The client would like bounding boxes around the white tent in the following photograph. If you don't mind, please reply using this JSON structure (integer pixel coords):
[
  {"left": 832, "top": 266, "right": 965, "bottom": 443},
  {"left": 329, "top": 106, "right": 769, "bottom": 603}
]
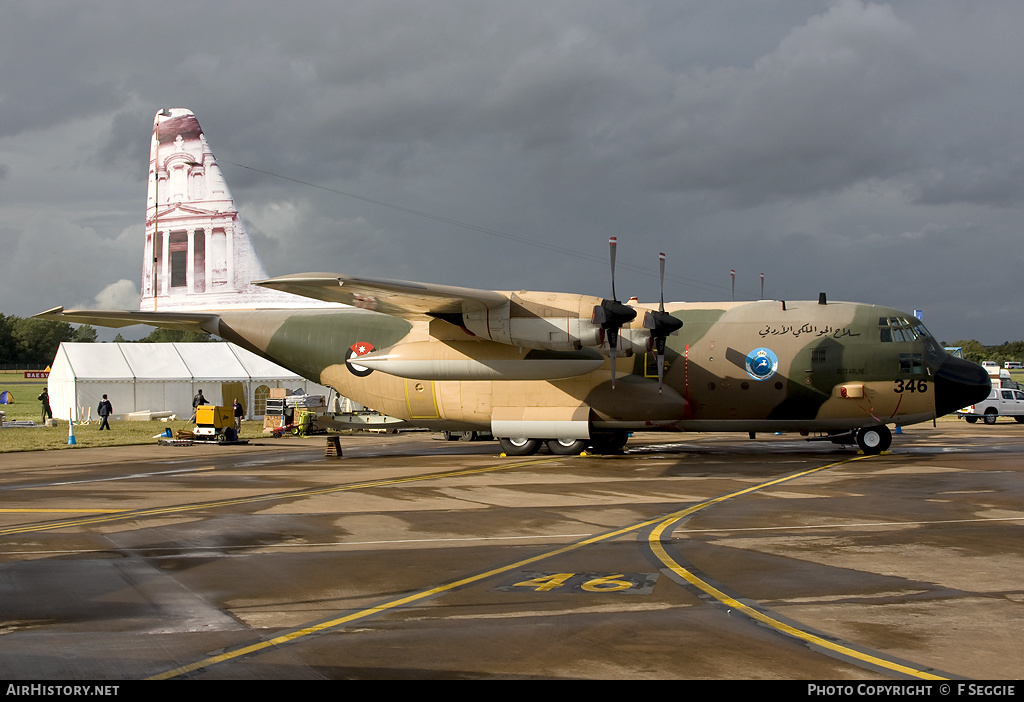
[{"left": 47, "top": 342, "right": 332, "bottom": 421}]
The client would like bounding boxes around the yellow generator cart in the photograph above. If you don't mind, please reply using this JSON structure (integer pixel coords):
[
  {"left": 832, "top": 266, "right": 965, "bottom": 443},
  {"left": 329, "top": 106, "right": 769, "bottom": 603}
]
[{"left": 194, "top": 405, "right": 238, "bottom": 443}]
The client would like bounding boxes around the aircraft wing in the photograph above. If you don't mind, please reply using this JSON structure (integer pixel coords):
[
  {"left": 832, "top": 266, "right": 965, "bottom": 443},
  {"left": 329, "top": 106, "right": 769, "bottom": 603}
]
[
  {"left": 255, "top": 273, "right": 510, "bottom": 319},
  {"left": 33, "top": 306, "right": 220, "bottom": 332}
]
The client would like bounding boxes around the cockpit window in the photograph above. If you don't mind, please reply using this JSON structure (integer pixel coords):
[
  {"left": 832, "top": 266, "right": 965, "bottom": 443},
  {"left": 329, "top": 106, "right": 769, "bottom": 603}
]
[
  {"left": 880, "top": 317, "right": 945, "bottom": 366},
  {"left": 880, "top": 317, "right": 942, "bottom": 352},
  {"left": 879, "top": 317, "right": 921, "bottom": 342}
]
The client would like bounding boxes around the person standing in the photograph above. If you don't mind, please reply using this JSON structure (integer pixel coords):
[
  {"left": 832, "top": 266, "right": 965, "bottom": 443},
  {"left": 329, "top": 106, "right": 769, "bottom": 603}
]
[
  {"left": 190, "top": 389, "right": 208, "bottom": 422},
  {"left": 232, "top": 398, "right": 244, "bottom": 436},
  {"left": 38, "top": 389, "right": 52, "bottom": 424},
  {"left": 97, "top": 394, "right": 113, "bottom": 430}
]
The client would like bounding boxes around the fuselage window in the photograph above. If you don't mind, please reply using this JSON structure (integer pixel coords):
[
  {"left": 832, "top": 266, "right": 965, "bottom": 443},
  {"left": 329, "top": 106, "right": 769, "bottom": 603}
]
[{"left": 899, "top": 353, "right": 923, "bottom": 375}]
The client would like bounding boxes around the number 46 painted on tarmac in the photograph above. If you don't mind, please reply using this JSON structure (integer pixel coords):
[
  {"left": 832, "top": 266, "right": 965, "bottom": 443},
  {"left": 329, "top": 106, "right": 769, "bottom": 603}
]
[{"left": 495, "top": 571, "right": 659, "bottom": 595}]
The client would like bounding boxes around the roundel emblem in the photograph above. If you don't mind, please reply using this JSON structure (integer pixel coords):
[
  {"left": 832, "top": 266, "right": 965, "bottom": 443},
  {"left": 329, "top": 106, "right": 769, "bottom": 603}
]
[
  {"left": 745, "top": 347, "right": 779, "bottom": 381},
  {"left": 346, "top": 342, "right": 375, "bottom": 377}
]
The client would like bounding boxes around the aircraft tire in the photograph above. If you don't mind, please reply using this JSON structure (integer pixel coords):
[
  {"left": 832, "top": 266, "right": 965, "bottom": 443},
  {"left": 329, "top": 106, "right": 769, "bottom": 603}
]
[
  {"left": 856, "top": 425, "right": 891, "bottom": 454},
  {"left": 984, "top": 410, "right": 998, "bottom": 425},
  {"left": 546, "top": 438, "right": 589, "bottom": 455},
  {"left": 499, "top": 437, "right": 542, "bottom": 456}
]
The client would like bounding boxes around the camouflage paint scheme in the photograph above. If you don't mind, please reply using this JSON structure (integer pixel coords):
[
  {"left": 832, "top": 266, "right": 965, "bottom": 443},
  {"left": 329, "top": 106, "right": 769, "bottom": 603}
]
[{"left": 194, "top": 292, "right": 953, "bottom": 436}]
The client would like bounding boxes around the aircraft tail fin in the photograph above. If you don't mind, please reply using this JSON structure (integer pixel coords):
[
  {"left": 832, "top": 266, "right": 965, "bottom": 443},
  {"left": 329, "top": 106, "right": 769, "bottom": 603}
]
[{"left": 141, "top": 108, "right": 321, "bottom": 311}]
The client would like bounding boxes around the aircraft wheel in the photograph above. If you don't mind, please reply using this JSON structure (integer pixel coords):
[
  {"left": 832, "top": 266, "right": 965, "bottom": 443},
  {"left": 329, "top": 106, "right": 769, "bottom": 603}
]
[
  {"left": 460, "top": 431, "right": 478, "bottom": 441},
  {"left": 546, "top": 438, "right": 589, "bottom": 455},
  {"left": 441, "top": 431, "right": 459, "bottom": 441},
  {"left": 1015, "top": 416, "right": 1024, "bottom": 424},
  {"left": 589, "top": 430, "right": 629, "bottom": 454},
  {"left": 984, "top": 410, "right": 998, "bottom": 425},
  {"left": 965, "top": 416, "right": 978, "bottom": 424},
  {"left": 499, "top": 437, "right": 541, "bottom": 456},
  {"left": 856, "top": 425, "right": 891, "bottom": 454}
]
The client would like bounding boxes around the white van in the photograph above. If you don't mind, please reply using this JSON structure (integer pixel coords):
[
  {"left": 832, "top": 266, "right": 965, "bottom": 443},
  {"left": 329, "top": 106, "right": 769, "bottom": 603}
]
[{"left": 1005, "top": 361, "right": 1023, "bottom": 369}]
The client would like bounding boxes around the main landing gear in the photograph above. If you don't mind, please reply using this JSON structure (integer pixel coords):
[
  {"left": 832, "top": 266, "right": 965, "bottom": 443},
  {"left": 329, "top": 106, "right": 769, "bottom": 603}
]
[{"left": 498, "top": 430, "right": 630, "bottom": 457}]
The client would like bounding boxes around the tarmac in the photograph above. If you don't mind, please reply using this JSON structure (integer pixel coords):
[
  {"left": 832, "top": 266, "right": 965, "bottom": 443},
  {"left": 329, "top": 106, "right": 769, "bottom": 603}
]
[{"left": 0, "top": 421, "right": 1021, "bottom": 680}]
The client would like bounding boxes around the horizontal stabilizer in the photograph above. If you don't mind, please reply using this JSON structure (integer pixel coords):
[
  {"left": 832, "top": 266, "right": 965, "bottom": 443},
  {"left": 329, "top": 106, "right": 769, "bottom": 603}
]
[
  {"left": 34, "top": 306, "right": 220, "bottom": 333},
  {"left": 256, "top": 273, "right": 509, "bottom": 319}
]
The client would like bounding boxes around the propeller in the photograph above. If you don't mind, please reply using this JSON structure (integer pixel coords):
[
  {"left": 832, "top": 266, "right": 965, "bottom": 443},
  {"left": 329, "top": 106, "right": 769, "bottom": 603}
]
[
  {"left": 642, "top": 252, "right": 683, "bottom": 394},
  {"left": 591, "top": 237, "right": 636, "bottom": 389}
]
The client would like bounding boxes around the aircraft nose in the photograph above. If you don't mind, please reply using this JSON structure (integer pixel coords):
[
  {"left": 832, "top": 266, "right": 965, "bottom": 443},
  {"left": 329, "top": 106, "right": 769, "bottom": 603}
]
[{"left": 932, "top": 356, "right": 991, "bottom": 417}]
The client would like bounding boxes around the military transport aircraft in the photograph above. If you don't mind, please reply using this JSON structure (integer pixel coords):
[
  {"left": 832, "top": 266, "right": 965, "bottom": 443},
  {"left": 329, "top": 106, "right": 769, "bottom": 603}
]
[{"left": 37, "top": 109, "right": 991, "bottom": 455}]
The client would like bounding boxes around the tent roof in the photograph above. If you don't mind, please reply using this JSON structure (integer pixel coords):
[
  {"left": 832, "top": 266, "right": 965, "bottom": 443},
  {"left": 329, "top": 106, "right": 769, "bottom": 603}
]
[
  {"left": 229, "top": 344, "right": 303, "bottom": 380},
  {"left": 171, "top": 343, "right": 248, "bottom": 381},
  {"left": 118, "top": 343, "right": 192, "bottom": 380},
  {"left": 53, "top": 343, "right": 134, "bottom": 381},
  {"left": 50, "top": 343, "right": 308, "bottom": 383}
]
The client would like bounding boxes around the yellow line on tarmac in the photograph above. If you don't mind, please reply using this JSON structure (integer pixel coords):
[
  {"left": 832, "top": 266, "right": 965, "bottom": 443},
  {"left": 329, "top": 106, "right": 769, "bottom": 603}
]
[
  {"left": 645, "top": 455, "right": 949, "bottom": 681},
  {"left": 150, "top": 505, "right": 667, "bottom": 679},
  {"left": 0, "top": 509, "right": 122, "bottom": 514},
  {"left": 150, "top": 453, "right": 891, "bottom": 679}
]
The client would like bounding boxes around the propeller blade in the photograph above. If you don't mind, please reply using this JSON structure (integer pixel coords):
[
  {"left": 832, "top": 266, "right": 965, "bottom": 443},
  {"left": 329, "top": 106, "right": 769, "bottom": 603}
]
[
  {"left": 591, "top": 237, "right": 635, "bottom": 390},
  {"left": 609, "top": 236, "right": 618, "bottom": 302},
  {"left": 644, "top": 252, "right": 682, "bottom": 394},
  {"left": 658, "top": 252, "right": 666, "bottom": 312},
  {"left": 609, "top": 328, "right": 618, "bottom": 389},
  {"left": 657, "top": 351, "right": 665, "bottom": 393}
]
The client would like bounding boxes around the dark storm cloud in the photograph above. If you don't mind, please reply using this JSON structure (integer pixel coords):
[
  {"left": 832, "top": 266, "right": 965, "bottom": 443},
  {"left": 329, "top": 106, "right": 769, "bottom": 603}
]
[{"left": 0, "top": 0, "right": 1022, "bottom": 343}]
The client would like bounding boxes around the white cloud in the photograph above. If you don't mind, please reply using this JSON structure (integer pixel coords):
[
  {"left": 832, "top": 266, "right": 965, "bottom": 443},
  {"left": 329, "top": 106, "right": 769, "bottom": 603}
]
[{"left": 93, "top": 279, "right": 139, "bottom": 310}]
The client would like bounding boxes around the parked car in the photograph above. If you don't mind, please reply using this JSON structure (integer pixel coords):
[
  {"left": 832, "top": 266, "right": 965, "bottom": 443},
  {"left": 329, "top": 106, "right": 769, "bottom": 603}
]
[{"left": 959, "top": 386, "right": 1024, "bottom": 424}]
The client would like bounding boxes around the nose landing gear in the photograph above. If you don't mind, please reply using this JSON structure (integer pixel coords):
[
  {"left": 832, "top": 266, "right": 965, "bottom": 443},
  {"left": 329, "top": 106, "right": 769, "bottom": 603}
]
[{"left": 855, "top": 425, "right": 892, "bottom": 454}]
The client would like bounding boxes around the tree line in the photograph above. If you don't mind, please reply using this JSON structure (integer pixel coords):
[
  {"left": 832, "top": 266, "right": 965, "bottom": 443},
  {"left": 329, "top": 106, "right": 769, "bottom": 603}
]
[
  {"left": 948, "top": 339, "right": 1024, "bottom": 365},
  {"left": 0, "top": 314, "right": 211, "bottom": 367}
]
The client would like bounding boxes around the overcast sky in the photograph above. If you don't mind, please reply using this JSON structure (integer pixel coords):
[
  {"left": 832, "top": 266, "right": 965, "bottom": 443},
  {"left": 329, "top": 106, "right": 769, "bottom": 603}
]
[{"left": 2, "top": 1, "right": 1022, "bottom": 344}]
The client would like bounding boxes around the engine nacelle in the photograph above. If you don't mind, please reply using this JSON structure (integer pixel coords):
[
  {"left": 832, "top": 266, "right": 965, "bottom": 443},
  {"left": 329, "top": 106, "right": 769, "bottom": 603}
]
[{"left": 461, "top": 292, "right": 650, "bottom": 354}]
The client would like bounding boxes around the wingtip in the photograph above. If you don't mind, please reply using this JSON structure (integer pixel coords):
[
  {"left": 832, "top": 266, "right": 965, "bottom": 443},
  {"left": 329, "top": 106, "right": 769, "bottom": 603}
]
[{"left": 34, "top": 306, "right": 65, "bottom": 318}]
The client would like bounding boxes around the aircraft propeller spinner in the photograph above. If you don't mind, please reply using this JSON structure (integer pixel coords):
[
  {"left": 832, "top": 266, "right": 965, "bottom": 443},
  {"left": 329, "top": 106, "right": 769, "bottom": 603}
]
[
  {"left": 591, "top": 237, "right": 637, "bottom": 389},
  {"left": 643, "top": 252, "right": 683, "bottom": 394}
]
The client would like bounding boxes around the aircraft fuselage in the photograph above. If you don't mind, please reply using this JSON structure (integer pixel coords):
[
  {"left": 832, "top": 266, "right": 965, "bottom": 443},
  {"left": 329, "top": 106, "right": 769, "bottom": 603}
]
[{"left": 209, "top": 296, "right": 985, "bottom": 442}]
